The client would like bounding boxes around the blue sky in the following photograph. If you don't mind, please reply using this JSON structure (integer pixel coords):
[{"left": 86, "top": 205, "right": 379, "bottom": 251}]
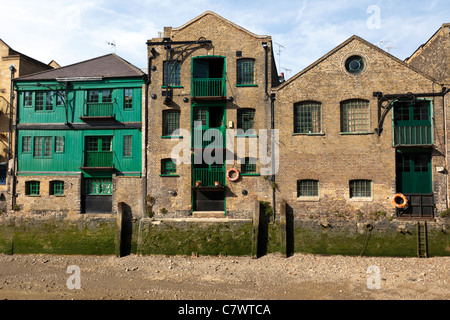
[{"left": 1, "top": 0, "right": 448, "bottom": 79}]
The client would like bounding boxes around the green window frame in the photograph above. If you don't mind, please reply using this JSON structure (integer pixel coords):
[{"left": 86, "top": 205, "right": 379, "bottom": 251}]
[
  {"left": 349, "top": 180, "right": 372, "bottom": 198},
  {"left": 24, "top": 92, "right": 33, "bottom": 107},
  {"left": 35, "top": 91, "right": 54, "bottom": 111},
  {"left": 87, "top": 136, "right": 112, "bottom": 152},
  {"left": 22, "top": 136, "right": 31, "bottom": 153},
  {"left": 50, "top": 180, "right": 64, "bottom": 196},
  {"left": 241, "top": 157, "right": 257, "bottom": 174},
  {"left": 33, "top": 136, "right": 52, "bottom": 158},
  {"left": 84, "top": 179, "right": 113, "bottom": 195},
  {"left": 26, "top": 181, "right": 40, "bottom": 196},
  {"left": 55, "top": 136, "right": 65, "bottom": 153},
  {"left": 161, "top": 158, "right": 177, "bottom": 176},
  {"left": 88, "top": 90, "right": 112, "bottom": 103},
  {"left": 294, "top": 101, "right": 322, "bottom": 134},
  {"left": 163, "top": 60, "right": 181, "bottom": 87},
  {"left": 341, "top": 99, "right": 370, "bottom": 133},
  {"left": 237, "top": 58, "right": 255, "bottom": 85},
  {"left": 163, "top": 110, "right": 180, "bottom": 137},
  {"left": 237, "top": 108, "right": 255, "bottom": 133},
  {"left": 297, "top": 180, "right": 319, "bottom": 197},
  {"left": 123, "top": 135, "right": 132, "bottom": 157},
  {"left": 124, "top": 89, "right": 133, "bottom": 109}
]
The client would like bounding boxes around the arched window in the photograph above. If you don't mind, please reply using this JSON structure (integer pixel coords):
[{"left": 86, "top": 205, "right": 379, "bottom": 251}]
[
  {"left": 340, "top": 99, "right": 370, "bottom": 133},
  {"left": 294, "top": 101, "right": 322, "bottom": 134}
]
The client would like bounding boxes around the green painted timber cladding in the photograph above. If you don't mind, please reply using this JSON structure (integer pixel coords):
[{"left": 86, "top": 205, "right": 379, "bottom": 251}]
[
  {"left": 15, "top": 78, "right": 143, "bottom": 124},
  {"left": 18, "top": 129, "right": 141, "bottom": 175}
]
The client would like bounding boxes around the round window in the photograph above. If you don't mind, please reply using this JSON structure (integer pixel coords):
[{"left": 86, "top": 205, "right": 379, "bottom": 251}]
[{"left": 345, "top": 55, "right": 365, "bottom": 74}]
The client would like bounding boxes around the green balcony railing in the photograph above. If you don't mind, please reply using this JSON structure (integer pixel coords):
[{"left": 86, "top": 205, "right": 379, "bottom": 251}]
[
  {"left": 192, "top": 78, "right": 226, "bottom": 98},
  {"left": 193, "top": 167, "right": 226, "bottom": 187},
  {"left": 86, "top": 102, "right": 114, "bottom": 117},
  {"left": 393, "top": 125, "right": 433, "bottom": 146},
  {"left": 85, "top": 151, "right": 113, "bottom": 167}
]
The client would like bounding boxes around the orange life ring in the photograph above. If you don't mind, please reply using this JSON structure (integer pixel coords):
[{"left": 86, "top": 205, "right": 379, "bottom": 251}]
[
  {"left": 393, "top": 193, "right": 408, "bottom": 208},
  {"left": 227, "top": 168, "right": 240, "bottom": 182}
]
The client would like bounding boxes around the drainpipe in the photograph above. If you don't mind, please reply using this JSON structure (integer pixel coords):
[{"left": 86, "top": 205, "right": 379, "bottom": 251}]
[
  {"left": 270, "top": 93, "right": 276, "bottom": 222},
  {"left": 8, "top": 65, "right": 15, "bottom": 161},
  {"left": 9, "top": 65, "right": 16, "bottom": 211},
  {"left": 142, "top": 56, "right": 151, "bottom": 218}
]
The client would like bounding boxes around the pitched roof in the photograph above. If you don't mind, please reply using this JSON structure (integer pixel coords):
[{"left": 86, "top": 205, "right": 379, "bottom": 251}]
[
  {"left": 274, "top": 35, "right": 438, "bottom": 91},
  {"left": 405, "top": 23, "right": 450, "bottom": 63},
  {"left": 16, "top": 53, "right": 145, "bottom": 81},
  {"left": 172, "top": 11, "right": 270, "bottom": 40}
]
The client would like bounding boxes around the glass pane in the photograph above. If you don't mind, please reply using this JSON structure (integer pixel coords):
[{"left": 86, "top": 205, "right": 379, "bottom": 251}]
[
  {"left": 88, "top": 91, "right": 100, "bottom": 103},
  {"left": 102, "top": 90, "right": 112, "bottom": 103}
]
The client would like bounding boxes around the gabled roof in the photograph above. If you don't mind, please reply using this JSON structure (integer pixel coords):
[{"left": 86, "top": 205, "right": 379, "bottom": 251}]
[
  {"left": 274, "top": 35, "right": 438, "bottom": 91},
  {"left": 15, "top": 53, "right": 145, "bottom": 81},
  {"left": 1, "top": 38, "right": 52, "bottom": 70},
  {"left": 172, "top": 11, "right": 270, "bottom": 40},
  {"left": 405, "top": 23, "right": 450, "bottom": 63}
]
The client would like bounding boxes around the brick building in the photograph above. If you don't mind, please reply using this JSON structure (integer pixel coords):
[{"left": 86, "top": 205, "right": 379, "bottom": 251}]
[
  {"left": 273, "top": 35, "right": 447, "bottom": 221},
  {"left": 146, "top": 11, "right": 279, "bottom": 219},
  {"left": 12, "top": 54, "right": 146, "bottom": 217}
]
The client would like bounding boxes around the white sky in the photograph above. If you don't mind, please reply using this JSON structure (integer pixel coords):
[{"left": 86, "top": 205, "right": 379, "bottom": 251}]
[{"left": 1, "top": 0, "right": 449, "bottom": 79}]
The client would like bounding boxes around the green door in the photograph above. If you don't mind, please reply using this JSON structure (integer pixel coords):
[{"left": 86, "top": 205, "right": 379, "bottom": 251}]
[{"left": 396, "top": 150, "right": 432, "bottom": 194}]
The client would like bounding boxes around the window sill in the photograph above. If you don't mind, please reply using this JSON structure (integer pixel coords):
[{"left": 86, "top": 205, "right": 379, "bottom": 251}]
[
  {"left": 235, "top": 134, "right": 258, "bottom": 138},
  {"left": 340, "top": 132, "right": 374, "bottom": 135},
  {"left": 161, "top": 86, "right": 184, "bottom": 89},
  {"left": 159, "top": 174, "right": 179, "bottom": 177},
  {"left": 241, "top": 173, "right": 260, "bottom": 176},
  {"left": 161, "top": 136, "right": 183, "bottom": 139},
  {"left": 236, "top": 84, "right": 258, "bottom": 87},
  {"left": 349, "top": 197, "right": 373, "bottom": 202},
  {"left": 26, "top": 195, "right": 41, "bottom": 197},
  {"left": 297, "top": 197, "right": 320, "bottom": 202},
  {"left": 292, "top": 132, "right": 325, "bottom": 136}
]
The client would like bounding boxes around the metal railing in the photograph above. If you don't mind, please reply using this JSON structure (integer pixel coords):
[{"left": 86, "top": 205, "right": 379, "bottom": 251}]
[
  {"left": 191, "top": 78, "right": 226, "bottom": 98},
  {"left": 193, "top": 167, "right": 225, "bottom": 187},
  {"left": 393, "top": 125, "right": 433, "bottom": 146}
]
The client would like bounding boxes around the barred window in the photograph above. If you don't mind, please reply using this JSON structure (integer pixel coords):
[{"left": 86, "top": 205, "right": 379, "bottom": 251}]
[
  {"left": 50, "top": 181, "right": 64, "bottom": 196},
  {"left": 84, "top": 179, "right": 112, "bottom": 195},
  {"left": 161, "top": 158, "right": 176, "bottom": 175},
  {"left": 237, "top": 58, "right": 255, "bottom": 85},
  {"left": 241, "top": 157, "right": 257, "bottom": 174},
  {"left": 35, "top": 92, "right": 44, "bottom": 111},
  {"left": 124, "top": 89, "right": 133, "bottom": 109},
  {"left": 163, "top": 60, "right": 181, "bottom": 86},
  {"left": 26, "top": 181, "right": 40, "bottom": 196},
  {"left": 55, "top": 136, "right": 65, "bottom": 153},
  {"left": 294, "top": 101, "right": 322, "bottom": 134},
  {"left": 163, "top": 110, "right": 180, "bottom": 136},
  {"left": 123, "top": 135, "right": 132, "bottom": 157},
  {"left": 237, "top": 108, "right": 255, "bottom": 133},
  {"left": 297, "top": 180, "right": 319, "bottom": 197},
  {"left": 341, "top": 99, "right": 370, "bottom": 133},
  {"left": 34, "top": 137, "right": 52, "bottom": 157},
  {"left": 22, "top": 136, "right": 31, "bottom": 153},
  {"left": 349, "top": 180, "right": 372, "bottom": 198}
]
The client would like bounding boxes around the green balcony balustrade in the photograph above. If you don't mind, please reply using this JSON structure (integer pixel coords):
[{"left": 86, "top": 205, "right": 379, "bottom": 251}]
[
  {"left": 193, "top": 166, "right": 226, "bottom": 187},
  {"left": 393, "top": 125, "right": 433, "bottom": 146},
  {"left": 85, "top": 102, "right": 114, "bottom": 117},
  {"left": 85, "top": 151, "right": 114, "bottom": 168},
  {"left": 191, "top": 78, "right": 226, "bottom": 98}
]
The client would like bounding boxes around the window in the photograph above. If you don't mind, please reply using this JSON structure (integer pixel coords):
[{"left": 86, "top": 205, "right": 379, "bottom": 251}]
[
  {"left": 34, "top": 137, "right": 52, "bottom": 157},
  {"left": 341, "top": 99, "right": 370, "bottom": 133},
  {"left": 297, "top": 180, "right": 319, "bottom": 197},
  {"left": 35, "top": 92, "right": 44, "bottom": 111},
  {"left": 163, "top": 60, "right": 181, "bottom": 86},
  {"left": 26, "top": 181, "right": 40, "bottom": 196},
  {"left": 34, "top": 91, "right": 54, "bottom": 111},
  {"left": 294, "top": 101, "right": 322, "bottom": 134},
  {"left": 50, "top": 181, "right": 64, "bottom": 196},
  {"left": 22, "top": 136, "right": 31, "bottom": 153},
  {"left": 124, "top": 89, "right": 133, "bottom": 109},
  {"left": 88, "top": 90, "right": 112, "bottom": 103},
  {"left": 237, "top": 108, "right": 255, "bottom": 133},
  {"left": 161, "top": 158, "right": 176, "bottom": 175},
  {"left": 241, "top": 157, "right": 257, "bottom": 174},
  {"left": 55, "top": 136, "right": 65, "bottom": 153},
  {"left": 84, "top": 179, "right": 112, "bottom": 195},
  {"left": 237, "top": 58, "right": 255, "bottom": 85},
  {"left": 123, "top": 135, "right": 132, "bottom": 157},
  {"left": 24, "top": 92, "right": 33, "bottom": 107},
  {"left": 163, "top": 110, "right": 180, "bottom": 136},
  {"left": 349, "top": 180, "right": 372, "bottom": 198},
  {"left": 345, "top": 55, "right": 365, "bottom": 74}
]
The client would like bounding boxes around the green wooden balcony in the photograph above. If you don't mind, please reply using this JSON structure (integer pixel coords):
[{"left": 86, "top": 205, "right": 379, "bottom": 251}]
[
  {"left": 393, "top": 125, "right": 433, "bottom": 146},
  {"left": 193, "top": 167, "right": 226, "bottom": 187},
  {"left": 84, "top": 151, "right": 114, "bottom": 168},
  {"left": 191, "top": 78, "right": 226, "bottom": 98},
  {"left": 81, "top": 102, "right": 115, "bottom": 119}
]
